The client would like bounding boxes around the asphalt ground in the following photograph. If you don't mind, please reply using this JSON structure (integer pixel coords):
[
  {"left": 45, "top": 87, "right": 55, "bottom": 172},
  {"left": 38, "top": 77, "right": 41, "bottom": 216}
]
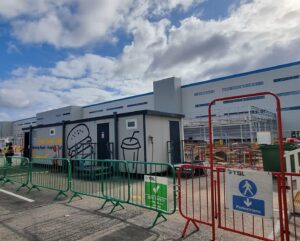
[{"left": 0, "top": 175, "right": 299, "bottom": 241}]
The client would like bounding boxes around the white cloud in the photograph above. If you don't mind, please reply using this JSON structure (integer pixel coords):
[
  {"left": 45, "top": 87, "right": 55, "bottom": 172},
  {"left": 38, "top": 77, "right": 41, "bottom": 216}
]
[
  {"left": 5, "top": 0, "right": 200, "bottom": 48},
  {"left": 0, "top": 0, "right": 70, "bottom": 19},
  {"left": 13, "top": 14, "right": 63, "bottom": 46},
  {"left": 0, "top": 89, "right": 30, "bottom": 108},
  {"left": 1, "top": 0, "right": 300, "bottom": 121},
  {"left": 51, "top": 54, "right": 116, "bottom": 79},
  {"left": 10, "top": 0, "right": 134, "bottom": 48}
]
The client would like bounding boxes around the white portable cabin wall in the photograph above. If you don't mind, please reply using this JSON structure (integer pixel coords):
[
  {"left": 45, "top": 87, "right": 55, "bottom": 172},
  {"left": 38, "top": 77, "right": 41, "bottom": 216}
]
[
  {"left": 24, "top": 110, "right": 184, "bottom": 174},
  {"left": 145, "top": 114, "right": 184, "bottom": 164},
  {"left": 118, "top": 111, "right": 184, "bottom": 174}
]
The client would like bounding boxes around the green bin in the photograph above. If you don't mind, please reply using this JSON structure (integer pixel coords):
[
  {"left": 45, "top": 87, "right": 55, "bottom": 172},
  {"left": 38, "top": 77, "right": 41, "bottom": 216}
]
[{"left": 260, "top": 144, "right": 298, "bottom": 172}]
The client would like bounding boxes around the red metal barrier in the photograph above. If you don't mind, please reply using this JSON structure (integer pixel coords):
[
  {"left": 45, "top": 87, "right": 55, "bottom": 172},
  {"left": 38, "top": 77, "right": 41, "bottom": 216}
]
[
  {"left": 208, "top": 92, "right": 288, "bottom": 241},
  {"left": 283, "top": 172, "right": 300, "bottom": 241},
  {"left": 178, "top": 92, "right": 291, "bottom": 240},
  {"left": 177, "top": 164, "right": 213, "bottom": 237},
  {"left": 177, "top": 166, "right": 300, "bottom": 240}
]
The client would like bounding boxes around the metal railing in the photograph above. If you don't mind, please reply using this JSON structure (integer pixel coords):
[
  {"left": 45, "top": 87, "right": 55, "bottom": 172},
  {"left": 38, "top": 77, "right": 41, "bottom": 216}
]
[
  {"left": 28, "top": 158, "right": 70, "bottom": 200},
  {"left": 0, "top": 156, "right": 6, "bottom": 182},
  {"left": 1, "top": 156, "right": 30, "bottom": 191},
  {"left": 177, "top": 164, "right": 212, "bottom": 237},
  {"left": 0, "top": 157, "right": 176, "bottom": 228},
  {"left": 126, "top": 160, "right": 176, "bottom": 227},
  {"left": 69, "top": 159, "right": 176, "bottom": 227}
]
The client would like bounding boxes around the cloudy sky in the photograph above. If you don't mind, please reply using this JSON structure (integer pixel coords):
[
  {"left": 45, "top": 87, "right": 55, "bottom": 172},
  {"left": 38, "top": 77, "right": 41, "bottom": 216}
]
[{"left": 0, "top": 0, "right": 300, "bottom": 121}]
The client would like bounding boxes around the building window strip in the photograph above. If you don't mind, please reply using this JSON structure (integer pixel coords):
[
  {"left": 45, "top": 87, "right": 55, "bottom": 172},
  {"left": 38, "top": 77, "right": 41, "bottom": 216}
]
[
  {"left": 127, "top": 102, "right": 148, "bottom": 107},
  {"left": 222, "top": 81, "right": 264, "bottom": 92},
  {"left": 195, "top": 103, "right": 215, "bottom": 108},
  {"left": 281, "top": 106, "right": 300, "bottom": 111},
  {"left": 274, "top": 75, "right": 300, "bottom": 83},
  {"left": 89, "top": 109, "right": 103, "bottom": 114},
  {"left": 107, "top": 106, "right": 123, "bottom": 111},
  {"left": 223, "top": 96, "right": 265, "bottom": 104},
  {"left": 194, "top": 90, "right": 215, "bottom": 96},
  {"left": 277, "top": 90, "right": 300, "bottom": 96},
  {"left": 195, "top": 114, "right": 216, "bottom": 118}
]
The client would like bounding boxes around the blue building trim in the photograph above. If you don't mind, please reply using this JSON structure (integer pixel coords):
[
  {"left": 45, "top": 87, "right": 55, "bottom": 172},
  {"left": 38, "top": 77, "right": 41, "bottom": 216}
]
[
  {"left": 83, "top": 92, "right": 153, "bottom": 109},
  {"left": 181, "top": 60, "right": 300, "bottom": 89}
]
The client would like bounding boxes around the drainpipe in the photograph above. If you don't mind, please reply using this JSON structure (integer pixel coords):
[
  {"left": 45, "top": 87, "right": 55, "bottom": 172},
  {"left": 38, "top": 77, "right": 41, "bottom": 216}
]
[
  {"left": 62, "top": 121, "right": 66, "bottom": 158},
  {"left": 114, "top": 112, "right": 119, "bottom": 159},
  {"left": 29, "top": 125, "right": 32, "bottom": 160}
]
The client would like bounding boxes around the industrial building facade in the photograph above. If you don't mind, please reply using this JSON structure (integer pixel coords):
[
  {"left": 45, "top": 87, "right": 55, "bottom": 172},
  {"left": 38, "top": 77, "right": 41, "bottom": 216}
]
[{"left": 1, "top": 60, "right": 300, "bottom": 148}]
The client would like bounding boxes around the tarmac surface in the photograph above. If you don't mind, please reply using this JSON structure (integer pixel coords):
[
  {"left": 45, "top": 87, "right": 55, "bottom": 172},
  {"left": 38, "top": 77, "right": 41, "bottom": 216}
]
[{"left": 0, "top": 179, "right": 295, "bottom": 241}]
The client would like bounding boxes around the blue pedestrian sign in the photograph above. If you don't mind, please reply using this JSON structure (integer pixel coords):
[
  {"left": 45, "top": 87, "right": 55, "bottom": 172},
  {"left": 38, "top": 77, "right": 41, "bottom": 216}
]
[
  {"left": 233, "top": 179, "right": 265, "bottom": 216},
  {"left": 239, "top": 180, "right": 257, "bottom": 197},
  {"left": 226, "top": 169, "right": 273, "bottom": 218}
]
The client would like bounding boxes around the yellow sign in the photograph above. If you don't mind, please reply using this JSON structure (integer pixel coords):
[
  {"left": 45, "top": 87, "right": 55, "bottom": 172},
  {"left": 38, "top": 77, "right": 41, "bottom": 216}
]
[{"left": 36, "top": 138, "right": 62, "bottom": 145}]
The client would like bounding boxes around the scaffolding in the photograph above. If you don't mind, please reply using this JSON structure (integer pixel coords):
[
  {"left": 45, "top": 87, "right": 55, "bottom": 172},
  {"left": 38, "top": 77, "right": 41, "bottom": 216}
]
[{"left": 184, "top": 106, "right": 277, "bottom": 143}]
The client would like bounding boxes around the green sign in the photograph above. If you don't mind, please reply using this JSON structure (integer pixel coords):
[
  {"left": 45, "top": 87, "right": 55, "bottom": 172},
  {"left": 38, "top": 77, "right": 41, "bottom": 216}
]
[{"left": 144, "top": 175, "right": 168, "bottom": 211}]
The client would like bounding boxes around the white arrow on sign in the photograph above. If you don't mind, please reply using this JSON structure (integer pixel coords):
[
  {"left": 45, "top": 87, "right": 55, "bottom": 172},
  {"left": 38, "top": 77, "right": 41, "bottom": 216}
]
[{"left": 244, "top": 198, "right": 252, "bottom": 207}]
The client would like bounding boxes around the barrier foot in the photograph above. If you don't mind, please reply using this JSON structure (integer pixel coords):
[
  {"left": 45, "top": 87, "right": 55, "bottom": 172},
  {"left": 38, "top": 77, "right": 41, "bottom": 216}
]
[
  {"left": 27, "top": 185, "right": 41, "bottom": 193},
  {"left": 54, "top": 190, "right": 68, "bottom": 201},
  {"left": 68, "top": 192, "right": 82, "bottom": 203},
  {"left": 99, "top": 200, "right": 110, "bottom": 210},
  {"left": 16, "top": 183, "right": 30, "bottom": 192},
  {"left": 99, "top": 199, "right": 117, "bottom": 210},
  {"left": 1, "top": 179, "right": 13, "bottom": 186},
  {"left": 109, "top": 201, "right": 125, "bottom": 214},
  {"left": 150, "top": 212, "right": 167, "bottom": 228},
  {"left": 181, "top": 219, "right": 199, "bottom": 237}
]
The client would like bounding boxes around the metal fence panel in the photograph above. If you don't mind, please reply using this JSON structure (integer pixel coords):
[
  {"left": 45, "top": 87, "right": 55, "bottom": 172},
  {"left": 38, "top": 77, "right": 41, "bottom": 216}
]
[
  {"left": 177, "top": 164, "right": 212, "bottom": 237},
  {"left": 3, "top": 156, "right": 30, "bottom": 191},
  {"left": 69, "top": 159, "right": 129, "bottom": 207},
  {"left": 125, "top": 160, "right": 176, "bottom": 227},
  {"left": 0, "top": 156, "right": 6, "bottom": 182},
  {"left": 100, "top": 160, "right": 130, "bottom": 212},
  {"left": 29, "top": 158, "right": 70, "bottom": 200},
  {"left": 69, "top": 159, "right": 176, "bottom": 227},
  {"left": 281, "top": 172, "right": 300, "bottom": 241}
]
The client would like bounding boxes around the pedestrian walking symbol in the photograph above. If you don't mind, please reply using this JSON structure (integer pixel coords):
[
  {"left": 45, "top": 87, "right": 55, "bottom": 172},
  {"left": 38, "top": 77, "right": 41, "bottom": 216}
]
[
  {"left": 233, "top": 179, "right": 265, "bottom": 216},
  {"left": 239, "top": 179, "right": 257, "bottom": 197}
]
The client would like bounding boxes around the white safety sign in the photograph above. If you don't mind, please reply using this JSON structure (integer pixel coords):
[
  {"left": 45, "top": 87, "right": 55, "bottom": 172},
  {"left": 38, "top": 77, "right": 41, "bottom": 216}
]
[{"left": 226, "top": 169, "right": 273, "bottom": 218}]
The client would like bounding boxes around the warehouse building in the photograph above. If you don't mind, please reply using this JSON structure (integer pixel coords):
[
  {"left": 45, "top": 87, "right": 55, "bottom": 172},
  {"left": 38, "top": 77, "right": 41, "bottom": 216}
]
[{"left": 0, "top": 60, "right": 300, "bottom": 153}]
